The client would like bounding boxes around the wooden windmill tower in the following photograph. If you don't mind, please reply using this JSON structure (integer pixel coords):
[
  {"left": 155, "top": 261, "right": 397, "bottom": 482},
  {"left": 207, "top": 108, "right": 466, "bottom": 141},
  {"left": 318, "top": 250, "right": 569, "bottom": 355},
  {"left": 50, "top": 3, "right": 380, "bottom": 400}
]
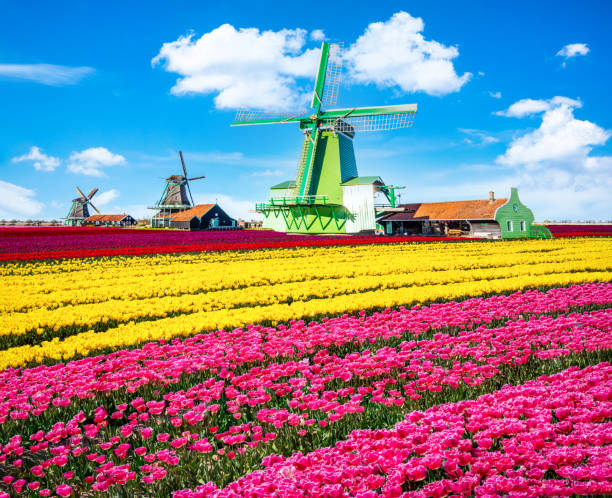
[
  {"left": 232, "top": 42, "right": 417, "bottom": 234},
  {"left": 149, "top": 151, "right": 205, "bottom": 228},
  {"left": 64, "top": 187, "right": 100, "bottom": 226}
]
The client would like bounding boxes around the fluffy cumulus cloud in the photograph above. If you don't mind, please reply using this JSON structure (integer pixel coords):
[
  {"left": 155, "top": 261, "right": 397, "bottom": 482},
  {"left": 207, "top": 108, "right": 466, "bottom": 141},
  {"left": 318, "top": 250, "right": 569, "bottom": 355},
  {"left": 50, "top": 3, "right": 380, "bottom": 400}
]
[
  {"left": 556, "top": 43, "right": 589, "bottom": 59},
  {"left": 67, "top": 147, "right": 126, "bottom": 177},
  {"left": 310, "top": 29, "right": 325, "bottom": 41},
  {"left": 495, "top": 97, "right": 609, "bottom": 166},
  {"left": 152, "top": 25, "right": 320, "bottom": 110},
  {"left": 345, "top": 11, "right": 471, "bottom": 96},
  {"left": 0, "top": 64, "right": 94, "bottom": 85},
  {"left": 153, "top": 12, "right": 470, "bottom": 109},
  {"left": 494, "top": 96, "right": 612, "bottom": 220},
  {"left": 95, "top": 189, "right": 119, "bottom": 206},
  {"left": 0, "top": 181, "right": 44, "bottom": 219},
  {"left": 12, "top": 146, "right": 60, "bottom": 171}
]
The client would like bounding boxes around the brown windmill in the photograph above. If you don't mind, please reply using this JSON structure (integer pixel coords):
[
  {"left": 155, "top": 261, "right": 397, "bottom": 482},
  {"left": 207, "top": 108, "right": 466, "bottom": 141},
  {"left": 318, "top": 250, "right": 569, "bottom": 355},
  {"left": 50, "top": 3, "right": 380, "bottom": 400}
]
[
  {"left": 64, "top": 187, "right": 100, "bottom": 226},
  {"left": 149, "top": 151, "right": 205, "bottom": 228}
]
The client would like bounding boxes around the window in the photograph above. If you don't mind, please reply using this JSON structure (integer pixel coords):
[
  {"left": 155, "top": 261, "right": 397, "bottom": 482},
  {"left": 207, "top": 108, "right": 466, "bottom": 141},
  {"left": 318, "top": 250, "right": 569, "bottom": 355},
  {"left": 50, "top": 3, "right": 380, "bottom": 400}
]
[
  {"left": 520, "top": 220, "right": 526, "bottom": 232},
  {"left": 507, "top": 220, "right": 513, "bottom": 231}
]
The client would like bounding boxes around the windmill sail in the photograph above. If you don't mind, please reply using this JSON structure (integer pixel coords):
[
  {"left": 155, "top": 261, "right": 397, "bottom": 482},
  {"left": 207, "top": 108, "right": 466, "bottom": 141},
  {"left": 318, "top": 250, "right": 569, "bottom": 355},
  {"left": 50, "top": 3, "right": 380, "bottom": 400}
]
[
  {"left": 293, "top": 134, "right": 319, "bottom": 197},
  {"left": 320, "top": 42, "right": 343, "bottom": 109},
  {"left": 232, "top": 109, "right": 308, "bottom": 126},
  {"left": 320, "top": 104, "right": 417, "bottom": 133},
  {"left": 324, "top": 112, "right": 416, "bottom": 133}
]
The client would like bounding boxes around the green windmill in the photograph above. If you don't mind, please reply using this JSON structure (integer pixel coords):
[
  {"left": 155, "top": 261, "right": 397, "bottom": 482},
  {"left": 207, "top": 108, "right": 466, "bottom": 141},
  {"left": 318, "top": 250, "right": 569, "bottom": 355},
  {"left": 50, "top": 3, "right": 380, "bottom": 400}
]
[{"left": 232, "top": 42, "right": 417, "bottom": 233}]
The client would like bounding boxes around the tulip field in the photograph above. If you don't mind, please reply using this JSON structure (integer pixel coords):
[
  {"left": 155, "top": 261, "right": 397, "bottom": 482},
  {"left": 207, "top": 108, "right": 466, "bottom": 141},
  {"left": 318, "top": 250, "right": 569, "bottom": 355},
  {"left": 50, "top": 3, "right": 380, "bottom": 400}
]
[{"left": 0, "top": 233, "right": 610, "bottom": 496}]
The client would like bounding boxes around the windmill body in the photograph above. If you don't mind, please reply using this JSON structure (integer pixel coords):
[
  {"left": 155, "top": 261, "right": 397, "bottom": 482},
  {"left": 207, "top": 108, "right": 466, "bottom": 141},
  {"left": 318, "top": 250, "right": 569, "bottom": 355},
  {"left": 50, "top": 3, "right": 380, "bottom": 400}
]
[
  {"left": 149, "top": 152, "right": 205, "bottom": 228},
  {"left": 231, "top": 42, "right": 416, "bottom": 234},
  {"left": 64, "top": 187, "right": 100, "bottom": 226}
]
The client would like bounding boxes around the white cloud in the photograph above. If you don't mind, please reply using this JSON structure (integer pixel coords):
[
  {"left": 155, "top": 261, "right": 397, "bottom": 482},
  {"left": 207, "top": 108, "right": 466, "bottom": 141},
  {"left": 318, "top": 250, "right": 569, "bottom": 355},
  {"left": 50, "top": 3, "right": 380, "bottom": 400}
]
[
  {"left": 193, "top": 193, "right": 261, "bottom": 220},
  {"left": 95, "top": 189, "right": 119, "bottom": 206},
  {"left": 556, "top": 43, "right": 589, "bottom": 59},
  {"left": 0, "top": 181, "right": 44, "bottom": 219},
  {"left": 152, "top": 25, "right": 320, "bottom": 110},
  {"left": 488, "top": 91, "right": 502, "bottom": 99},
  {"left": 494, "top": 96, "right": 581, "bottom": 118},
  {"left": 458, "top": 128, "right": 499, "bottom": 145},
  {"left": 249, "top": 168, "right": 285, "bottom": 177},
  {"left": 0, "top": 64, "right": 94, "bottom": 85},
  {"left": 310, "top": 29, "right": 325, "bottom": 41},
  {"left": 67, "top": 147, "right": 126, "bottom": 177},
  {"left": 495, "top": 97, "right": 609, "bottom": 166},
  {"left": 153, "top": 12, "right": 470, "bottom": 109},
  {"left": 12, "top": 146, "right": 60, "bottom": 171},
  {"left": 490, "top": 96, "right": 612, "bottom": 220},
  {"left": 345, "top": 11, "right": 471, "bottom": 96}
]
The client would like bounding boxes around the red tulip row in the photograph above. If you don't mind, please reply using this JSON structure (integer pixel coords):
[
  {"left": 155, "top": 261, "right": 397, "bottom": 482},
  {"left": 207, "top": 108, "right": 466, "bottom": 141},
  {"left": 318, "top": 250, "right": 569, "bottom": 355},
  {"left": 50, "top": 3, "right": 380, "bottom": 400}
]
[{"left": 0, "top": 235, "right": 467, "bottom": 261}]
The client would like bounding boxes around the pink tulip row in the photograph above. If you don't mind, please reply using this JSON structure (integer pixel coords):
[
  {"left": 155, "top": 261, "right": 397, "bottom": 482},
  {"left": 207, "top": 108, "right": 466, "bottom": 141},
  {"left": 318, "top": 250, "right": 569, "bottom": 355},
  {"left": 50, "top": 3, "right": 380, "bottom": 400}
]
[
  {"left": 1, "top": 282, "right": 610, "bottom": 425},
  {"left": 0, "top": 304, "right": 610, "bottom": 495},
  {"left": 176, "top": 362, "right": 612, "bottom": 497}
]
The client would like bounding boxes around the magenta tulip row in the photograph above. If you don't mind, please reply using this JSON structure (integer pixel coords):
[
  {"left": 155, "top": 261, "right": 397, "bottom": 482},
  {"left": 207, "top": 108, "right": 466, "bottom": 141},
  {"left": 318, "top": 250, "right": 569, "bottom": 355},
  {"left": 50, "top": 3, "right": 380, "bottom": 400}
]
[
  {"left": 0, "top": 297, "right": 609, "bottom": 495},
  {"left": 177, "top": 362, "right": 612, "bottom": 497},
  {"left": 1, "top": 283, "right": 610, "bottom": 425}
]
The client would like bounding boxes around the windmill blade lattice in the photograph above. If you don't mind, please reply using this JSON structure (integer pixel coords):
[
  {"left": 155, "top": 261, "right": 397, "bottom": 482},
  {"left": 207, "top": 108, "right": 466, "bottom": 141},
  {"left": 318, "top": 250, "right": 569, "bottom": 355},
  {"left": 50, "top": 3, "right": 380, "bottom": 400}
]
[
  {"left": 323, "top": 112, "right": 416, "bottom": 133},
  {"left": 233, "top": 109, "right": 308, "bottom": 125},
  {"left": 320, "top": 42, "right": 343, "bottom": 109}
]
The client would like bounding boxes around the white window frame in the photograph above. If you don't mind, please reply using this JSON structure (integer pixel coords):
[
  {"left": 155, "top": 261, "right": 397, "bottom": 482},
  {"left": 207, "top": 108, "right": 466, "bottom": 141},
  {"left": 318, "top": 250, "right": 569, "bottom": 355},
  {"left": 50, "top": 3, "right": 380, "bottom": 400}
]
[
  {"left": 520, "top": 220, "right": 526, "bottom": 232},
  {"left": 507, "top": 220, "right": 513, "bottom": 231}
]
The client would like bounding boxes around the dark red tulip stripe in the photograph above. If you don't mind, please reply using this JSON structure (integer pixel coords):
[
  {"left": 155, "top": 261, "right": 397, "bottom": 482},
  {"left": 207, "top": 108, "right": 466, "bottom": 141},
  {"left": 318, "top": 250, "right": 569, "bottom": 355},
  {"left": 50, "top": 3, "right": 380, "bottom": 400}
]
[
  {"left": 0, "top": 284, "right": 610, "bottom": 495},
  {"left": 546, "top": 224, "right": 612, "bottom": 237},
  {"left": 0, "top": 228, "right": 469, "bottom": 262},
  {"left": 177, "top": 363, "right": 612, "bottom": 497}
]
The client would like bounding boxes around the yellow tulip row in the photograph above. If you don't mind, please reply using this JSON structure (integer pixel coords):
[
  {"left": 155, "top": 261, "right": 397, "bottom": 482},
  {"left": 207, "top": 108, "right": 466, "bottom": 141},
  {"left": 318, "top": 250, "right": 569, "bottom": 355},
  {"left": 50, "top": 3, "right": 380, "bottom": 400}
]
[
  {"left": 1, "top": 239, "right": 606, "bottom": 313},
  {"left": 0, "top": 238, "right": 610, "bottom": 370},
  {"left": 0, "top": 269, "right": 609, "bottom": 370},
  {"left": 2, "top": 256, "right": 609, "bottom": 338}
]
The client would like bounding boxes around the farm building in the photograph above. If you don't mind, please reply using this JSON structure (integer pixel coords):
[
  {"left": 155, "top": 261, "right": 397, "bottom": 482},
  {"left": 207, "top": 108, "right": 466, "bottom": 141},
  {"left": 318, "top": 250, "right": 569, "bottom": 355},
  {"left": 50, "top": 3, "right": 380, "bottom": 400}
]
[
  {"left": 377, "top": 188, "right": 551, "bottom": 239},
  {"left": 165, "top": 203, "right": 237, "bottom": 230},
  {"left": 84, "top": 214, "right": 137, "bottom": 227}
]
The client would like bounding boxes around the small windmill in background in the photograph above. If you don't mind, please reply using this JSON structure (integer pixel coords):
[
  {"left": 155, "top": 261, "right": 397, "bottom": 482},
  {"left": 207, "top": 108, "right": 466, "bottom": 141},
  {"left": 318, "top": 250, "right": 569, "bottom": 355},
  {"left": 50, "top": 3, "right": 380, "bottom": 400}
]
[
  {"left": 149, "top": 151, "right": 205, "bottom": 228},
  {"left": 64, "top": 187, "right": 100, "bottom": 226}
]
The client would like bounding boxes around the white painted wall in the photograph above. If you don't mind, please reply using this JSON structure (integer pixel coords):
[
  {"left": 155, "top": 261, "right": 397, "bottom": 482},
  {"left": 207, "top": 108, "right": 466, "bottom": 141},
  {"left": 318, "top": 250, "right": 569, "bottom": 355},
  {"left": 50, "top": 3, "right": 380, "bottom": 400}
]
[{"left": 343, "top": 185, "right": 376, "bottom": 233}]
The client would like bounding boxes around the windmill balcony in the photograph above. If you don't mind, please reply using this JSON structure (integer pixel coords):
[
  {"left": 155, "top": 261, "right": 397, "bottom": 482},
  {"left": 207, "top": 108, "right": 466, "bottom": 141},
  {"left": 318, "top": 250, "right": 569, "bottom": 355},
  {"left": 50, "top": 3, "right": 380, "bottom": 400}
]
[{"left": 256, "top": 195, "right": 330, "bottom": 211}]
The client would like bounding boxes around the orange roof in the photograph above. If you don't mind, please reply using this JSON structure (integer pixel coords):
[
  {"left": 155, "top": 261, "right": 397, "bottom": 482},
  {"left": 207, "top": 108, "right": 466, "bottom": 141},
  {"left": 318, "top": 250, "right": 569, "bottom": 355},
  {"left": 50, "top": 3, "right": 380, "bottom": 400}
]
[
  {"left": 86, "top": 214, "right": 130, "bottom": 222},
  {"left": 412, "top": 198, "right": 508, "bottom": 220},
  {"left": 383, "top": 198, "right": 508, "bottom": 222},
  {"left": 171, "top": 204, "right": 214, "bottom": 222}
]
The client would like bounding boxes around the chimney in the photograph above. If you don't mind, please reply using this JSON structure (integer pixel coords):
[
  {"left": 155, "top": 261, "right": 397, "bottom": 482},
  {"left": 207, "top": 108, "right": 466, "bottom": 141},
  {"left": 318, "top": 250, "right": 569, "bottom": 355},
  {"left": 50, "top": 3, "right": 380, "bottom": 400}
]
[{"left": 489, "top": 191, "right": 495, "bottom": 203}]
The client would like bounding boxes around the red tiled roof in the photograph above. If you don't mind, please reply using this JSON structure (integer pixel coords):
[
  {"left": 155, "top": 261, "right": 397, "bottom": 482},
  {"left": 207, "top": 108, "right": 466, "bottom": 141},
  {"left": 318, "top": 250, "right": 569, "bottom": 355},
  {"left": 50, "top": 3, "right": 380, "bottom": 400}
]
[
  {"left": 171, "top": 204, "right": 214, "bottom": 222},
  {"left": 86, "top": 214, "right": 129, "bottom": 222},
  {"left": 381, "top": 198, "right": 508, "bottom": 221}
]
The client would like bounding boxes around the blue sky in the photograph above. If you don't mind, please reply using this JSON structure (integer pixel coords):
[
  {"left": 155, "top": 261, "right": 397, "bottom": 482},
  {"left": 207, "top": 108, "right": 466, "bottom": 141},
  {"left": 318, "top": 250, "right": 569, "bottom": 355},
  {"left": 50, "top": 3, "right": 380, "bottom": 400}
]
[{"left": 0, "top": 0, "right": 610, "bottom": 221}]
